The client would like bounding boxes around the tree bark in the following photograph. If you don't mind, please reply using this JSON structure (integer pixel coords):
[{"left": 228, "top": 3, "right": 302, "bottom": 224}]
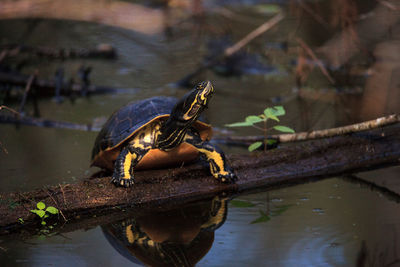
[{"left": 0, "top": 123, "right": 399, "bottom": 235}]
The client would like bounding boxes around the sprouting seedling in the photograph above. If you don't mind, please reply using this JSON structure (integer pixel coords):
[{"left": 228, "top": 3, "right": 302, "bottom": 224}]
[
  {"left": 225, "top": 106, "right": 294, "bottom": 151},
  {"left": 30, "top": 201, "right": 59, "bottom": 226}
]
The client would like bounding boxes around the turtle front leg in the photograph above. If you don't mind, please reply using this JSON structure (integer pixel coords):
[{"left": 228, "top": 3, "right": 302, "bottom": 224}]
[
  {"left": 112, "top": 146, "right": 148, "bottom": 187},
  {"left": 185, "top": 131, "right": 237, "bottom": 183}
]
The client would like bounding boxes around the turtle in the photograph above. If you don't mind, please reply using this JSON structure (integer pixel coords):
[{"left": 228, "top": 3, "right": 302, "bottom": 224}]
[{"left": 91, "top": 80, "right": 236, "bottom": 187}]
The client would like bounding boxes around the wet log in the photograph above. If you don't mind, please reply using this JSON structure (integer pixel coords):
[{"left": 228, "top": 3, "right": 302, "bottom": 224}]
[
  {"left": 0, "top": 114, "right": 101, "bottom": 131},
  {"left": 0, "top": 44, "right": 117, "bottom": 59},
  {"left": 0, "top": 71, "right": 131, "bottom": 96},
  {"left": 0, "top": 123, "right": 399, "bottom": 235}
]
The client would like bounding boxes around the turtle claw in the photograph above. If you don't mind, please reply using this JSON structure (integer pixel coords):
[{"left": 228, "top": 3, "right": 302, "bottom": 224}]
[
  {"left": 111, "top": 176, "right": 135, "bottom": 188},
  {"left": 216, "top": 171, "right": 237, "bottom": 184}
]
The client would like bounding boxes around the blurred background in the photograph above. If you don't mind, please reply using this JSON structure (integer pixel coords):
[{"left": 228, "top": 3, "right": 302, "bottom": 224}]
[{"left": 0, "top": 0, "right": 399, "bottom": 266}]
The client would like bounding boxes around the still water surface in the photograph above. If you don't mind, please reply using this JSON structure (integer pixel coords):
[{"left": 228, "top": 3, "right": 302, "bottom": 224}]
[{"left": 1, "top": 1, "right": 400, "bottom": 266}]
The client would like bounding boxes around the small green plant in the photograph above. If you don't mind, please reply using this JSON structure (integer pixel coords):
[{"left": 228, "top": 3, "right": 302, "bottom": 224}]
[
  {"left": 30, "top": 201, "right": 59, "bottom": 226},
  {"left": 225, "top": 106, "right": 294, "bottom": 151}
]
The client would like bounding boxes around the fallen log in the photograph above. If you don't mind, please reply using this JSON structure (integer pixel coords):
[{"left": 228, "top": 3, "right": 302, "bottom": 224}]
[
  {"left": 0, "top": 114, "right": 102, "bottom": 131},
  {"left": 0, "top": 43, "right": 117, "bottom": 60},
  {"left": 0, "top": 123, "right": 399, "bottom": 236},
  {"left": 0, "top": 71, "right": 134, "bottom": 96},
  {"left": 0, "top": 0, "right": 167, "bottom": 35}
]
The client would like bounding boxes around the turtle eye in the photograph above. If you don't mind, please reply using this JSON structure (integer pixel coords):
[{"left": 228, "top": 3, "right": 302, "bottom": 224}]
[
  {"left": 187, "top": 103, "right": 201, "bottom": 117},
  {"left": 196, "top": 81, "right": 208, "bottom": 90}
]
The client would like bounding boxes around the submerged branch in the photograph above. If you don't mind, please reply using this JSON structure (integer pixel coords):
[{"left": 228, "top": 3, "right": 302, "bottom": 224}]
[
  {"left": 176, "top": 12, "right": 285, "bottom": 86},
  {"left": 296, "top": 37, "right": 335, "bottom": 84},
  {"left": 0, "top": 123, "right": 399, "bottom": 235},
  {"left": 0, "top": 71, "right": 131, "bottom": 96},
  {"left": 0, "top": 44, "right": 117, "bottom": 60},
  {"left": 0, "top": 114, "right": 101, "bottom": 131}
]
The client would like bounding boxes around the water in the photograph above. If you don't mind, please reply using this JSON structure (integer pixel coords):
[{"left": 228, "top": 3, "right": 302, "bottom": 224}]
[{"left": 1, "top": 1, "right": 400, "bottom": 266}]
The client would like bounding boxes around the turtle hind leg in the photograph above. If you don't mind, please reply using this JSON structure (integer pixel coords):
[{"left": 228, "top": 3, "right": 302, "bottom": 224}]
[
  {"left": 111, "top": 146, "right": 148, "bottom": 188},
  {"left": 185, "top": 131, "right": 237, "bottom": 183}
]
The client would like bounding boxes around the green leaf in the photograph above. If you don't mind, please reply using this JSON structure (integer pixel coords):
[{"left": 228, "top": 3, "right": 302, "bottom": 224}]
[
  {"left": 225, "top": 121, "right": 253, "bottom": 127},
  {"left": 245, "top": 115, "right": 263, "bottom": 124},
  {"left": 251, "top": 210, "right": 270, "bottom": 224},
  {"left": 253, "top": 4, "right": 281, "bottom": 14},
  {"left": 266, "top": 139, "right": 277, "bottom": 145},
  {"left": 273, "top": 125, "right": 295, "bottom": 133},
  {"left": 248, "top": 141, "right": 262, "bottom": 152},
  {"left": 264, "top": 106, "right": 285, "bottom": 120},
  {"left": 37, "top": 202, "right": 46, "bottom": 210},
  {"left": 272, "top": 106, "right": 285, "bottom": 116},
  {"left": 269, "top": 115, "right": 280, "bottom": 122},
  {"left": 46, "top": 206, "right": 59, "bottom": 215},
  {"left": 230, "top": 200, "right": 256, "bottom": 208},
  {"left": 41, "top": 221, "right": 47, "bottom": 226},
  {"left": 31, "top": 209, "right": 46, "bottom": 218},
  {"left": 18, "top": 218, "right": 24, "bottom": 224}
]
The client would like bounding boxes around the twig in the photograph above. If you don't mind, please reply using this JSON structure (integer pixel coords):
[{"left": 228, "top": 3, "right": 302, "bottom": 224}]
[
  {"left": 217, "top": 114, "right": 400, "bottom": 145},
  {"left": 295, "top": 37, "right": 335, "bottom": 84},
  {"left": 0, "top": 50, "right": 7, "bottom": 63},
  {"left": 277, "top": 114, "right": 400, "bottom": 143},
  {"left": 59, "top": 184, "right": 67, "bottom": 208},
  {"left": 0, "top": 141, "right": 8, "bottom": 154},
  {"left": 176, "top": 12, "right": 285, "bottom": 86},
  {"left": 342, "top": 174, "right": 400, "bottom": 203},
  {"left": 377, "top": 0, "right": 399, "bottom": 11},
  {"left": 44, "top": 188, "right": 67, "bottom": 222},
  {"left": 0, "top": 105, "right": 20, "bottom": 116},
  {"left": 18, "top": 73, "right": 37, "bottom": 114},
  {"left": 224, "top": 12, "right": 285, "bottom": 57},
  {"left": 16, "top": 192, "right": 35, "bottom": 212},
  {"left": 297, "top": 0, "right": 330, "bottom": 29}
]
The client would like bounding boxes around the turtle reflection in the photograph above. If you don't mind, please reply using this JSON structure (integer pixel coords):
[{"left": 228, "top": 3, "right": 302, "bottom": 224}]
[{"left": 102, "top": 196, "right": 228, "bottom": 267}]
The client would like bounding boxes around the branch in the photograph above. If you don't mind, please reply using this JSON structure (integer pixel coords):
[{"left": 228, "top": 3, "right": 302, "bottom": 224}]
[
  {"left": 0, "top": 71, "right": 132, "bottom": 96},
  {"left": 216, "top": 114, "right": 400, "bottom": 145},
  {"left": 296, "top": 37, "right": 335, "bottom": 84},
  {"left": 0, "top": 114, "right": 101, "bottom": 131},
  {"left": 176, "top": 12, "right": 285, "bottom": 86},
  {"left": 0, "top": 44, "right": 117, "bottom": 60},
  {"left": 0, "top": 123, "right": 399, "bottom": 235}
]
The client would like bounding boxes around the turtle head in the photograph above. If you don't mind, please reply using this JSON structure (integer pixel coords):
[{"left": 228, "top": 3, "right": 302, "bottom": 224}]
[
  {"left": 157, "top": 81, "right": 214, "bottom": 150},
  {"left": 173, "top": 80, "right": 214, "bottom": 122}
]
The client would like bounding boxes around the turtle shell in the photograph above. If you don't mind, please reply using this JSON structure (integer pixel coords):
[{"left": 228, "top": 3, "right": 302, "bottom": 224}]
[{"left": 91, "top": 96, "right": 212, "bottom": 170}]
